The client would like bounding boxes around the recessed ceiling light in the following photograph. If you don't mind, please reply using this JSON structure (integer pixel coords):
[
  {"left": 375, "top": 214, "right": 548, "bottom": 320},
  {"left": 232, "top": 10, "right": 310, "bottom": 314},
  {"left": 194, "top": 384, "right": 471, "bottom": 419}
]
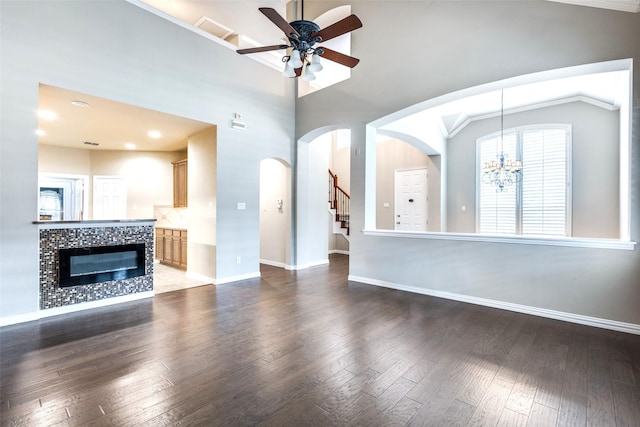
[
  {"left": 124, "top": 143, "right": 136, "bottom": 150},
  {"left": 38, "top": 110, "right": 57, "bottom": 120},
  {"left": 148, "top": 130, "right": 162, "bottom": 139},
  {"left": 35, "top": 129, "right": 46, "bottom": 136},
  {"left": 70, "top": 100, "right": 89, "bottom": 107}
]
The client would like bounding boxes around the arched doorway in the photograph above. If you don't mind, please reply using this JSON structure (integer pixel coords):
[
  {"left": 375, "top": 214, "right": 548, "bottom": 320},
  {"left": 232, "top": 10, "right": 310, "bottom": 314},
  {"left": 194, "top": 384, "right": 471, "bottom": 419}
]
[{"left": 296, "top": 127, "right": 351, "bottom": 269}]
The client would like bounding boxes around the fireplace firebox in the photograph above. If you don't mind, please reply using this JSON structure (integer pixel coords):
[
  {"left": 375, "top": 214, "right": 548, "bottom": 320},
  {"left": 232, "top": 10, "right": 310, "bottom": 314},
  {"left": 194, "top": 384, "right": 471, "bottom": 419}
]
[{"left": 59, "top": 243, "right": 145, "bottom": 287}]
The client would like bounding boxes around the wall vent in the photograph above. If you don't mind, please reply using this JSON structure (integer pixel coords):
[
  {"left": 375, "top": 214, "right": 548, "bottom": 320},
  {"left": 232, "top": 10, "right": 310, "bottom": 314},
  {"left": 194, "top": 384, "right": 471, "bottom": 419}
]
[
  {"left": 83, "top": 141, "right": 100, "bottom": 146},
  {"left": 194, "top": 16, "right": 234, "bottom": 40}
]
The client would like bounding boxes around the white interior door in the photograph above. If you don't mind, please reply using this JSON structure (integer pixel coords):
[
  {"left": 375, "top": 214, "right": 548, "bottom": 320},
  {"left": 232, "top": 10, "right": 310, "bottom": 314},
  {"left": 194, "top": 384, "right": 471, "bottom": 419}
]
[
  {"left": 93, "top": 176, "right": 126, "bottom": 220},
  {"left": 395, "top": 168, "right": 428, "bottom": 231}
]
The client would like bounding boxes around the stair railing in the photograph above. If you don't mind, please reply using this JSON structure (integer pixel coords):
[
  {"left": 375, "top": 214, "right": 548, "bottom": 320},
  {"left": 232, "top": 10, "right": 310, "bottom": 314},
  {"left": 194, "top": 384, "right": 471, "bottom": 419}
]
[{"left": 328, "top": 169, "right": 350, "bottom": 235}]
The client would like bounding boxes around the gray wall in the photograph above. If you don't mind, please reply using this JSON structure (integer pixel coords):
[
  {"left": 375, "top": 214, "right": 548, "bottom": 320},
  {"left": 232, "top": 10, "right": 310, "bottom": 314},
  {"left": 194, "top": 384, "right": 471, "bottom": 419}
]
[
  {"left": 376, "top": 139, "right": 442, "bottom": 231},
  {"left": 446, "top": 101, "right": 620, "bottom": 238},
  {"left": 0, "top": 1, "right": 295, "bottom": 321},
  {"left": 296, "top": 1, "right": 640, "bottom": 326}
]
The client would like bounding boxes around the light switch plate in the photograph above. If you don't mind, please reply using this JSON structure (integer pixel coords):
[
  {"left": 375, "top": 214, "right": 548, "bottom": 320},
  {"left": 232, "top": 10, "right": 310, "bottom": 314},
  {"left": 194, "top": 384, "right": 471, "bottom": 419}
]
[{"left": 237, "top": 202, "right": 246, "bottom": 210}]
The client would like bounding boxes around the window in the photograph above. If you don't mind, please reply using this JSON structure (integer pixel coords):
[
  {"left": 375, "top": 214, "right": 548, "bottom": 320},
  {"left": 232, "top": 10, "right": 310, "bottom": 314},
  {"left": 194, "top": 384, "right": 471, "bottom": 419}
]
[{"left": 478, "top": 125, "right": 571, "bottom": 237}]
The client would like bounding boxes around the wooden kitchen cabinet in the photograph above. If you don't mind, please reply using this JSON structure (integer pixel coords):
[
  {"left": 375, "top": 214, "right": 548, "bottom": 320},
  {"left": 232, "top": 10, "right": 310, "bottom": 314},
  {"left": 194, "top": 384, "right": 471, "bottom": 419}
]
[
  {"left": 155, "top": 227, "right": 187, "bottom": 270},
  {"left": 172, "top": 159, "right": 188, "bottom": 208}
]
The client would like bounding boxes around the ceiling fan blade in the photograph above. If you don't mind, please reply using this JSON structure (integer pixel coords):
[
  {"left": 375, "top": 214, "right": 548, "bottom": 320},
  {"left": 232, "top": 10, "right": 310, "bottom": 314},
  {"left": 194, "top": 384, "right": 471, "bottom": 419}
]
[
  {"left": 318, "top": 47, "right": 360, "bottom": 68},
  {"left": 259, "top": 7, "right": 301, "bottom": 38},
  {"left": 311, "top": 14, "right": 362, "bottom": 43},
  {"left": 237, "top": 44, "right": 289, "bottom": 54}
]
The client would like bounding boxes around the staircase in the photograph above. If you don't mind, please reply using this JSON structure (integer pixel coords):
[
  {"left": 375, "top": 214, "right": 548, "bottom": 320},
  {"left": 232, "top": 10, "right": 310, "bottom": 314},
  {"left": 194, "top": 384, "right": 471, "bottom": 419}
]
[{"left": 329, "top": 169, "right": 350, "bottom": 236}]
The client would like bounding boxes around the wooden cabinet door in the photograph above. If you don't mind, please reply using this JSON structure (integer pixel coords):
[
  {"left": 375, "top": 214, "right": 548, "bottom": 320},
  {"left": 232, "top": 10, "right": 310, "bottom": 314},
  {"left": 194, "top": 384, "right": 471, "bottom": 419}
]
[
  {"left": 179, "top": 230, "right": 188, "bottom": 269},
  {"left": 156, "top": 227, "right": 187, "bottom": 270},
  {"left": 172, "top": 159, "right": 188, "bottom": 208},
  {"left": 171, "top": 230, "right": 181, "bottom": 268},
  {"left": 164, "top": 232, "right": 173, "bottom": 263},
  {"left": 155, "top": 228, "right": 164, "bottom": 261}
]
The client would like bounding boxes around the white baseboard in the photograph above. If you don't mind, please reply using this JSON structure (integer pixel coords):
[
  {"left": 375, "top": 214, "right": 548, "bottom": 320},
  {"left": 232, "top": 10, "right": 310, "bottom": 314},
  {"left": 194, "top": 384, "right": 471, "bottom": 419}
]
[
  {"left": 185, "top": 270, "right": 215, "bottom": 284},
  {"left": 0, "top": 291, "right": 154, "bottom": 327},
  {"left": 0, "top": 312, "right": 41, "bottom": 327},
  {"left": 214, "top": 272, "right": 261, "bottom": 285},
  {"left": 287, "top": 259, "right": 330, "bottom": 271},
  {"left": 329, "top": 250, "right": 350, "bottom": 255},
  {"left": 348, "top": 275, "right": 640, "bottom": 335},
  {"left": 260, "top": 259, "right": 295, "bottom": 270}
]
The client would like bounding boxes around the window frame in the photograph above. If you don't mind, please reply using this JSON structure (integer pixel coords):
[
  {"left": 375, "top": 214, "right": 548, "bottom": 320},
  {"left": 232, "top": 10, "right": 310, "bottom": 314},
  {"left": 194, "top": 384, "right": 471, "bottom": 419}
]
[{"left": 475, "top": 124, "right": 573, "bottom": 237}]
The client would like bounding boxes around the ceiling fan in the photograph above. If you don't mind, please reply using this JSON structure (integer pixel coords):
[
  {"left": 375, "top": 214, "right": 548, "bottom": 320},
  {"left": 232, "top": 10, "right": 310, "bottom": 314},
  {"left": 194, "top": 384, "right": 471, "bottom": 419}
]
[{"left": 236, "top": 5, "right": 362, "bottom": 80}]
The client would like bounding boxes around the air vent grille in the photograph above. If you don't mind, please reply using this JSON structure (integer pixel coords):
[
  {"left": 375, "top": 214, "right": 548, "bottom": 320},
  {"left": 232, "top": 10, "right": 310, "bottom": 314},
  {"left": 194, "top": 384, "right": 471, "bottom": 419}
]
[
  {"left": 194, "top": 16, "right": 234, "bottom": 40},
  {"left": 83, "top": 141, "right": 100, "bottom": 146}
]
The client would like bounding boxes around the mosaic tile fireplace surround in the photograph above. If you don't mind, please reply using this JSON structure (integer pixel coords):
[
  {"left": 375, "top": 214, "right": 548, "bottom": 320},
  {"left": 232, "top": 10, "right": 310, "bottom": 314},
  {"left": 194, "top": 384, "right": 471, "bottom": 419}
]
[{"left": 38, "top": 221, "right": 154, "bottom": 310}]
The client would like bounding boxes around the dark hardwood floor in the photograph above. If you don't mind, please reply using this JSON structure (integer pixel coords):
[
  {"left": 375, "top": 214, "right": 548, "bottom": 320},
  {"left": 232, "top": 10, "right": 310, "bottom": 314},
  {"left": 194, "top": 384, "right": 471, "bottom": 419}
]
[{"left": 2, "top": 254, "right": 639, "bottom": 426}]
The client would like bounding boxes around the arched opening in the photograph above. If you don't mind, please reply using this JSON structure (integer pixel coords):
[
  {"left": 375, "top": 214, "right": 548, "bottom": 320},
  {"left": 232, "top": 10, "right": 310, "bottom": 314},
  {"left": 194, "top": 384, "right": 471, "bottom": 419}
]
[{"left": 296, "top": 126, "right": 351, "bottom": 268}]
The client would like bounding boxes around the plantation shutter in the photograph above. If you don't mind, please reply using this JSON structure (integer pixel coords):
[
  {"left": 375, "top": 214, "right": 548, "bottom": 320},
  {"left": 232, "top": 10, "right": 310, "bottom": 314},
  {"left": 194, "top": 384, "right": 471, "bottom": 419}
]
[
  {"left": 521, "top": 128, "right": 568, "bottom": 236},
  {"left": 479, "top": 132, "right": 518, "bottom": 234}
]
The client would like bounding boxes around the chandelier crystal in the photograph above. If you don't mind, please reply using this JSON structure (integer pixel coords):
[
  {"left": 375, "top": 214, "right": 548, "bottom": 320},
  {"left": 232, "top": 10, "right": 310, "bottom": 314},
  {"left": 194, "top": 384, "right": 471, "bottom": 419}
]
[{"left": 482, "top": 90, "right": 523, "bottom": 192}]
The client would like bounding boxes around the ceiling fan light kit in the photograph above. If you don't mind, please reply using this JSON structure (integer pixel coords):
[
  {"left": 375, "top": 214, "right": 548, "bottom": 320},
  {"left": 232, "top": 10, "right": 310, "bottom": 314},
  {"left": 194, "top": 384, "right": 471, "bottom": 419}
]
[{"left": 236, "top": 6, "right": 362, "bottom": 79}]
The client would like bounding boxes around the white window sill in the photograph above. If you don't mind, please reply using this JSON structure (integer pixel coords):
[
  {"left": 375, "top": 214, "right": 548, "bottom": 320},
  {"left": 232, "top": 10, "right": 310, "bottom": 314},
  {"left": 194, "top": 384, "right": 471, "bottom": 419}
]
[{"left": 362, "top": 229, "right": 636, "bottom": 250}]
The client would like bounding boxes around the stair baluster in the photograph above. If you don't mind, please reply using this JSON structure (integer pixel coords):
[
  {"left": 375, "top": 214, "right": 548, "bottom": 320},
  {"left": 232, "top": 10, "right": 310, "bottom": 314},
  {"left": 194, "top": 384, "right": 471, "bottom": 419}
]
[{"left": 328, "top": 169, "right": 350, "bottom": 235}]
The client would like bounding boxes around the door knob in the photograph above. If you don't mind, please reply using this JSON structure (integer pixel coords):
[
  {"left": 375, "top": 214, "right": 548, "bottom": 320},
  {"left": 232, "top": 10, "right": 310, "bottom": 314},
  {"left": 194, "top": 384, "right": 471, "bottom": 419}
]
[{"left": 409, "top": 199, "right": 414, "bottom": 202}]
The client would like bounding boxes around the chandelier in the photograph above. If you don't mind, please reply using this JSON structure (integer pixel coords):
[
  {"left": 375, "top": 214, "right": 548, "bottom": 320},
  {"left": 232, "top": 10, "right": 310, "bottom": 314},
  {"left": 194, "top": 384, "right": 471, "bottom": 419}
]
[{"left": 482, "top": 90, "right": 523, "bottom": 192}]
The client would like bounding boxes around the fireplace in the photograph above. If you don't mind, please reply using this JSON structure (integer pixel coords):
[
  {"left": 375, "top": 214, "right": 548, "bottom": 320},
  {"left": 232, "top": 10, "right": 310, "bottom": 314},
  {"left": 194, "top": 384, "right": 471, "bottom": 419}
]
[{"left": 59, "top": 243, "right": 146, "bottom": 287}]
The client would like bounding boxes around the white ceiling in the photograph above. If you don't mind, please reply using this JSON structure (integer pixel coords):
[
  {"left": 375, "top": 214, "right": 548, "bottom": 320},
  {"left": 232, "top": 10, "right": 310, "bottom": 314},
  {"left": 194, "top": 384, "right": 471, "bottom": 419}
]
[
  {"left": 37, "top": 85, "right": 213, "bottom": 151},
  {"left": 434, "top": 70, "right": 627, "bottom": 138}
]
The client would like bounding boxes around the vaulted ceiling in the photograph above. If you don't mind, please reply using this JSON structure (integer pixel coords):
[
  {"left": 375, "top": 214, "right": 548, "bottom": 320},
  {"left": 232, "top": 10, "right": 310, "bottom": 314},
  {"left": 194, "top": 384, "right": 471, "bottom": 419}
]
[{"left": 37, "top": 1, "right": 637, "bottom": 152}]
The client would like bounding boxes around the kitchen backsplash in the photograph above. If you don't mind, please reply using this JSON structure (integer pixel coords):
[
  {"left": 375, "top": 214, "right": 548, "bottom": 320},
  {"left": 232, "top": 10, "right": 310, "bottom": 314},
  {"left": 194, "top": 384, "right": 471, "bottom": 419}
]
[{"left": 154, "top": 205, "right": 188, "bottom": 229}]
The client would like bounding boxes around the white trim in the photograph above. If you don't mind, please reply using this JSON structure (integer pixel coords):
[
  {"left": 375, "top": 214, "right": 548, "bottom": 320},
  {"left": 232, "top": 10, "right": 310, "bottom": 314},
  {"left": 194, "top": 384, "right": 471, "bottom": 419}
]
[
  {"left": 287, "top": 259, "right": 330, "bottom": 271},
  {"left": 0, "top": 312, "right": 41, "bottom": 327},
  {"left": 329, "top": 250, "right": 350, "bottom": 255},
  {"left": 362, "top": 229, "right": 636, "bottom": 250},
  {"left": 260, "top": 259, "right": 293, "bottom": 269},
  {"left": 349, "top": 275, "right": 640, "bottom": 335},
  {"left": 185, "top": 271, "right": 215, "bottom": 284},
  {"left": 545, "top": 0, "right": 640, "bottom": 13},
  {"left": 0, "top": 291, "right": 154, "bottom": 327},
  {"left": 213, "top": 272, "right": 261, "bottom": 285},
  {"left": 448, "top": 95, "right": 618, "bottom": 138}
]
